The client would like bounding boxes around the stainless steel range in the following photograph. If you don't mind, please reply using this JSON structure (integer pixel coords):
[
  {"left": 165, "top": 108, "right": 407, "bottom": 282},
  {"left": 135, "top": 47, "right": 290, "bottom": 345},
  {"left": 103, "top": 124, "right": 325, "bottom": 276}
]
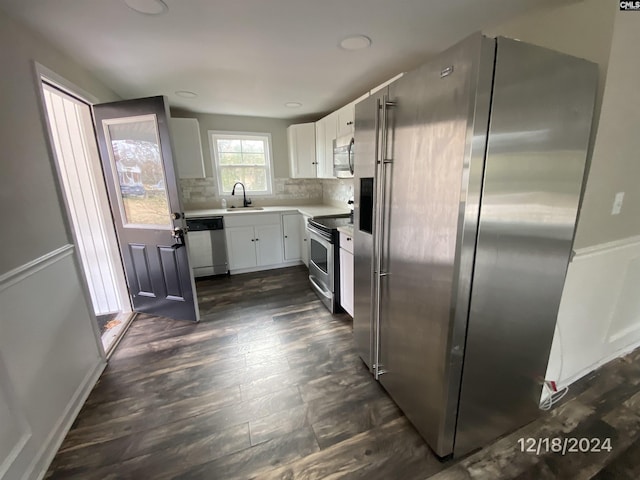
[{"left": 307, "top": 215, "right": 352, "bottom": 313}]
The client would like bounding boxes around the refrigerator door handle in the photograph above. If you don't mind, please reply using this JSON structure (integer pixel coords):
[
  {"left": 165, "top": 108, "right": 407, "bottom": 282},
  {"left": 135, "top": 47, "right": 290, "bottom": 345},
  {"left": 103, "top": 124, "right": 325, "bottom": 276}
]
[
  {"left": 374, "top": 94, "right": 394, "bottom": 380},
  {"left": 372, "top": 97, "right": 382, "bottom": 379}
]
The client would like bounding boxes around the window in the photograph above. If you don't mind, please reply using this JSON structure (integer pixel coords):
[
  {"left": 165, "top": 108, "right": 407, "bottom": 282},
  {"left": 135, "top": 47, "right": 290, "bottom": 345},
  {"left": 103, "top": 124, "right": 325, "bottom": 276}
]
[{"left": 210, "top": 131, "right": 273, "bottom": 195}]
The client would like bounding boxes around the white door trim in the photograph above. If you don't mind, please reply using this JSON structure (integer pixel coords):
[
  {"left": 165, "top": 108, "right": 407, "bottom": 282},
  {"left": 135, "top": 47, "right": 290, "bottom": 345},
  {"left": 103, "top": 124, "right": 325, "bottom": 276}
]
[{"left": 32, "top": 61, "right": 131, "bottom": 358}]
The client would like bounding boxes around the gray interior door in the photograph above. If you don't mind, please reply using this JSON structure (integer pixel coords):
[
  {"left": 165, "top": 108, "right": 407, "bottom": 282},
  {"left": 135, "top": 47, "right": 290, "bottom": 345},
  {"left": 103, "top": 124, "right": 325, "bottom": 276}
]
[{"left": 93, "top": 96, "right": 199, "bottom": 322}]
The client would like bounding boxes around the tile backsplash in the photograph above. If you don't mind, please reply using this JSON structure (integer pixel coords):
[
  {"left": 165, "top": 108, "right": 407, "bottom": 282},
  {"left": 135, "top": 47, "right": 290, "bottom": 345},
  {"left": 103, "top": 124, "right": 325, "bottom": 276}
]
[
  {"left": 181, "top": 177, "right": 353, "bottom": 210},
  {"left": 321, "top": 178, "right": 354, "bottom": 208}
]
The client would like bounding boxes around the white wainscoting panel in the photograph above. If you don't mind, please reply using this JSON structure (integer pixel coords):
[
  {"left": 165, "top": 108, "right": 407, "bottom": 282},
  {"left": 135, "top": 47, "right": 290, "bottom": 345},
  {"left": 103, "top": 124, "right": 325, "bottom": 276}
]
[
  {"left": 0, "top": 355, "right": 31, "bottom": 479},
  {"left": 544, "top": 236, "right": 640, "bottom": 388},
  {"left": 0, "top": 245, "right": 105, "bottom": 480}
]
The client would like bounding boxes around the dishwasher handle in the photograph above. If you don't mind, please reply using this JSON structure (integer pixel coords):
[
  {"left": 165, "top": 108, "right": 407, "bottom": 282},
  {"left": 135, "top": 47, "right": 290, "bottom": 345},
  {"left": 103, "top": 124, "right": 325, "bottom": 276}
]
[{"left": 186, "top": 216, "right": 225, "bottom": 231}]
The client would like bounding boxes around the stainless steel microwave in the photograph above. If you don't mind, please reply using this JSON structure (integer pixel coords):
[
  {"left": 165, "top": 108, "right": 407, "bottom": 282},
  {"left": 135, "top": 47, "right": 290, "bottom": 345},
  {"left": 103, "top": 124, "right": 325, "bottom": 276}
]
[{"left": 333, "top": 135, "right": 354, "bottom": 178}]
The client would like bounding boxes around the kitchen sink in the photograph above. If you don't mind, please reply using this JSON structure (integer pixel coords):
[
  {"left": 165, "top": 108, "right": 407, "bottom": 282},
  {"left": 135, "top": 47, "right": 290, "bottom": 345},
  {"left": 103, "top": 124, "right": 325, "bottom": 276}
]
[{"left": 226, "top": 207, "right": 264, "bottom": 211}]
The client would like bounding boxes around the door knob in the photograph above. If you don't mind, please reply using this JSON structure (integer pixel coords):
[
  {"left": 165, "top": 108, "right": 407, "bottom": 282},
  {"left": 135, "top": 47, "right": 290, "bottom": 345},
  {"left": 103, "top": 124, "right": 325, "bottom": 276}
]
[{"left": 171, "top": 227, "right": 186, "bottom": 249}]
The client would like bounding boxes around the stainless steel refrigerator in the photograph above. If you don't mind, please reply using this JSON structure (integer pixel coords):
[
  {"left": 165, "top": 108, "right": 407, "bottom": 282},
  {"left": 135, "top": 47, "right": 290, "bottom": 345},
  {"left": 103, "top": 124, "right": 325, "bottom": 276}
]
[{"left": 353, "top": 33, "right": 596, "bottom": 458}]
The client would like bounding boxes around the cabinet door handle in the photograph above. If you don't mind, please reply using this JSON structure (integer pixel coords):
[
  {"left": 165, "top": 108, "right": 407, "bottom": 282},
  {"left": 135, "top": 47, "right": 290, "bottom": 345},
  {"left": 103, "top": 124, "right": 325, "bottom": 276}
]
[
  {"left": 285, "top": 235, "right": 288, "bottom": 238},
  {"left": 251, "top": 239, "right": 255, "bottom": 242}
]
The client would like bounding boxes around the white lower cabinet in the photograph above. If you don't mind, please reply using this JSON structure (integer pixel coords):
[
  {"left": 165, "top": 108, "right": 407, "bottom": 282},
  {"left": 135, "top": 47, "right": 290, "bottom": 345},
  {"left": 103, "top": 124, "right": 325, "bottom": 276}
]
[
  {"left": 226, "top": 226, "right": 258, "bottom": 270},
  {"left": 225, "top": 213, "right": 303, "bottom": 273},
  {"left": 255, "top": 224, "right": 283, "bottom": 266},
  {"left": 282, "top": 213, "right": 302, "bottom": 261},
  {"left": 301, "top": 214, "right": 311, "bottom": 267},
  {"left": 339, "top": 231, "right": 354, "bottom": 316}
]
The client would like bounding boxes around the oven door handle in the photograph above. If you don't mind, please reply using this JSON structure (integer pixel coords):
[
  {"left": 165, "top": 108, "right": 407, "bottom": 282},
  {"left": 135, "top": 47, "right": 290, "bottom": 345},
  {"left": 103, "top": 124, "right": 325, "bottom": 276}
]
[
  {"left": 309, "top": 275, "right": 332, "bottom": 299},
  {"left": 306, "top": 223, "right": 331, "bottom": 242},
  {"left": 307, "top": 227, "right": 332, "bottom": 248}
]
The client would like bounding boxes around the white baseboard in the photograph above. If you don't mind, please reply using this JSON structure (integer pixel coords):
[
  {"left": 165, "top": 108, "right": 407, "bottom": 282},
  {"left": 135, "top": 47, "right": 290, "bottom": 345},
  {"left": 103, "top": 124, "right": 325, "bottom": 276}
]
[
  {"left": 27, "top": 359, "right": 106, "bottom": 480},
  {"left": 557, "top": 338, "right": 640, "bottom": 391},
  {"left": 546, "top": 235, "right": 640, "bottom": 391},
  {"left": 1, "top": 245, "right": 106, "bottom": 480},
  {"left": 230, "top": 260, "right": 303, "bottom": 275}
]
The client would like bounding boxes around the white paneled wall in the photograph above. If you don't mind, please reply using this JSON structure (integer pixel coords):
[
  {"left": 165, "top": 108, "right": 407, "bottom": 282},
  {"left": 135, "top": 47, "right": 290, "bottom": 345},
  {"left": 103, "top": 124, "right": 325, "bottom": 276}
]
[
  {"left": 42, "top": 85, "right": 126, "bottom": 315},
  {"left": 0, "top": 246, "right": 105, "bottom": 479},
  {"left": 0, "top": 356, "right": 30, "bottom": 479},
  {"left": 545, "top": 237, "right": 640, "bottom": 387}
]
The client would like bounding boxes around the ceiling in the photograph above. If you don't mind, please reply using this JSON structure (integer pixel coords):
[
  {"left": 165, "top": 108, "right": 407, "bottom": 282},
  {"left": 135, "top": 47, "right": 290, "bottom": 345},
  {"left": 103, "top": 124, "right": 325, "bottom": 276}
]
[{"left": 1, "top": 0, "right": 576, "bottom": 119}]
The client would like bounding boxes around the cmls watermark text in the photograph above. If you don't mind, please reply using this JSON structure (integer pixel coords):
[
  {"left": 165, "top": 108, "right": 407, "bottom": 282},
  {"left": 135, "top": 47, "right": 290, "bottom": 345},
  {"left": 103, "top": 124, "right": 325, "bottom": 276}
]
[{"left": 620, "top": 1, "right": 640, "bottom": 10}]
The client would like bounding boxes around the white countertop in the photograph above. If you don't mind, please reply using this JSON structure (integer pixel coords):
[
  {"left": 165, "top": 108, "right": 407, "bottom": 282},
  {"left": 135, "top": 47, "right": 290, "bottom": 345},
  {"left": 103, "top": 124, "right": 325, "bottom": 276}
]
[
  {"left": 337, "top": 224, "right": 354, "bottom": 237},
  {"left": 185, "top": 204, "right": 350, "bottom": 219}
]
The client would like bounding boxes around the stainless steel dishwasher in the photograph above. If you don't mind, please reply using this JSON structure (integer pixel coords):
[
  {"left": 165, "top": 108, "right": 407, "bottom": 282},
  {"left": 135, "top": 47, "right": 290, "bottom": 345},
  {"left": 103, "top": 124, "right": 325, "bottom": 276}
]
[{"left": 186, "top": 216, "right": 229, "bottom": 277}]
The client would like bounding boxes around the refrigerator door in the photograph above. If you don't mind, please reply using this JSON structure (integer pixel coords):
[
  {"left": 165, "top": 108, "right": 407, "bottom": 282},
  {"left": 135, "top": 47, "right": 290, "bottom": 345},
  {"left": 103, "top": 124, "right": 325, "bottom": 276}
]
[
  {"left": 454, "top": 38, "right": 597, "bottom": 456},
  {"left": 377, "top": 33, "right": 495, "bottom": 457},
  {"left": 353, "top": 91, "right": 386, "bottom": 370}
]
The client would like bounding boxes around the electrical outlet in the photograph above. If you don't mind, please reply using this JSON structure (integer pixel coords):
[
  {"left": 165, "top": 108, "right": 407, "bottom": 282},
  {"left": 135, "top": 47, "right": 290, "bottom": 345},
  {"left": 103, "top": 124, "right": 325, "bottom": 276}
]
[{"left": 612, "top": 192, "right": 624, "bottom": 215}]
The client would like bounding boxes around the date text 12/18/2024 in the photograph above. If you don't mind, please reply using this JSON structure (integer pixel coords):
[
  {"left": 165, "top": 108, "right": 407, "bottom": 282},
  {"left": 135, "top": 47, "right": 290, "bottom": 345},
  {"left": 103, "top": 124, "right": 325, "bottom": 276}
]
[{"left": 518, "top": 437, "right": 612, "bottom": 456}]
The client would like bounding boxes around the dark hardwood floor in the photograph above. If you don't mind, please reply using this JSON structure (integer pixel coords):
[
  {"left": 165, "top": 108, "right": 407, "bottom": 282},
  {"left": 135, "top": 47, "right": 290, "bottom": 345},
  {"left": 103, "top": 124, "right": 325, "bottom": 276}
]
[{"left": 46, "top": 266, "right": 640, "bottom": 479}]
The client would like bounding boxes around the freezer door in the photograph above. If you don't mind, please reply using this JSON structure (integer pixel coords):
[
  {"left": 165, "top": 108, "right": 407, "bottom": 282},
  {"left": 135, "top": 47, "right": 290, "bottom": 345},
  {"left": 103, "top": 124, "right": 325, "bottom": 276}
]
[
  {"left": 377, "top": 33, "right": 495, "bottom": 457},
  {"left": 454, "top": 38, "right": 597, "bottom": 456},
  {"left": 353, "top": 91, "right": 386, "bottom": 370}
]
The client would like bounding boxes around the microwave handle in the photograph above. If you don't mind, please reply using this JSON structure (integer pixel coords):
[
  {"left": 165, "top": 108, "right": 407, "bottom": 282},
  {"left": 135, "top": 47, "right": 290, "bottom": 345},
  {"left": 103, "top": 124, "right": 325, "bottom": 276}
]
[{"left": 348, "top": 137, "right": 355, "bottom": 174}]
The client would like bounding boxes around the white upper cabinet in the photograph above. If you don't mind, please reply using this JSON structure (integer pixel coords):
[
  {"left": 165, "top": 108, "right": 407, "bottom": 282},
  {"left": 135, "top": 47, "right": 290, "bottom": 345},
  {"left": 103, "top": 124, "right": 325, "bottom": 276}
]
[
  {"left": 287, "top": 123, "right": 317, "bottom": 178},
  {"left": 336, "top": 93, "right": 370, "bottom": 139},
  {"left": 336, "top": 102, "right": 355, "bottom": 139},
  {"left": 170, "top": 117, "right": 205, "bottom": 178},
  {"left": 316, "top": 111, "right": 338, "bottom": 179},
  {"left": 315, "top": 120, "right": 325, "bottom": 178}
]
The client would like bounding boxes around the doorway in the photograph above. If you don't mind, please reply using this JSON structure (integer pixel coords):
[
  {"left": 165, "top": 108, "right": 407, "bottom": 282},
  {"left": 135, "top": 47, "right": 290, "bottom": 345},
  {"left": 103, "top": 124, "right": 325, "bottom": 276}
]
[{"left": 40, "top": 79, "right": 134, "bottom": 355}]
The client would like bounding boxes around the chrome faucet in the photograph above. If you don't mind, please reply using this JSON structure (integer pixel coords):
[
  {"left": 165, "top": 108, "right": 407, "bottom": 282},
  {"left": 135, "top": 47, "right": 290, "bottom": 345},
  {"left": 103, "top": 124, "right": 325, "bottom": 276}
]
[{"left": 231, "top": 182, "right": 251, "bottom": 207}]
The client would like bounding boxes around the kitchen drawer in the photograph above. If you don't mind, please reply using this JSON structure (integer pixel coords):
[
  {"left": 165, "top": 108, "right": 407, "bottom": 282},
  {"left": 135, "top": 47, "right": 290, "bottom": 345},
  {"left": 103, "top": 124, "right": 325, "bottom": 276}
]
[
  {"left": 340, "top": 231, "right": 353, "bottom": 254},
  {"left": 224, "top": 213, "right": 280, "bottom": 228}
]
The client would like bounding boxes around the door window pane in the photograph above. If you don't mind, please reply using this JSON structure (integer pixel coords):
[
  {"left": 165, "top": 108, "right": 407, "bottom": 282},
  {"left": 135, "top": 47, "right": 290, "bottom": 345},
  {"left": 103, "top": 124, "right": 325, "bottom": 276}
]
[{"left": 104, "top": 117, "right": 171, "bottom": 227}]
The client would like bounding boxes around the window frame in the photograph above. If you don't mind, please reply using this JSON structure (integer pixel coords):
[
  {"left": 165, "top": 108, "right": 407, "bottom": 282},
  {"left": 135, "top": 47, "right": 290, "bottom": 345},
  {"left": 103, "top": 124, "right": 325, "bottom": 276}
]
[{"left": 209, "top": 130, "right": 274, "bottom": 196}]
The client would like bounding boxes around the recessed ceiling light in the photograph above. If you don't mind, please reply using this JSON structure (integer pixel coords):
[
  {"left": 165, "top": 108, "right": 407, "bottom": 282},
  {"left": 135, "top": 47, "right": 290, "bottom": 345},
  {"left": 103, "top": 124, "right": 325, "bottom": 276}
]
[
  {"left": 175, "top": 90, "right": 198, "bottom": 99},
  {"left": 339, "top": 35, "right": 372, "bottom": 51},
  {"left": 285, "top": 102, "right": 302, "bottom": 108},
  {"left": 124, "top": 0, "right": 168, "bottom": 15}
]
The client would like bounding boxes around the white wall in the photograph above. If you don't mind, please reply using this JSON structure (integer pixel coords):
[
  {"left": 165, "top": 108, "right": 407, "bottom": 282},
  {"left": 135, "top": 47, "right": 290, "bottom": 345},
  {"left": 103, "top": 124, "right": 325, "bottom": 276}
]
[
  {"left": 547, "top": 9, "right": 640, "bottom": 388},
  {"left": 546, "top": 237, "right": 640, "bottom": 386},
  {"left": 171, "top": 109, "right": 293, "bottom": 178},
  {"left": 489, "top": 2, "right": 640, "bottom": 391},
  {"left": 572, "top": 10, "right": 640, "bottom": 248},
  {"left": 0, "top": 8, "right": 119, "bottom": 480},
  {"left": 485, "top": 0, "right": 616, "bottom": 168}
]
